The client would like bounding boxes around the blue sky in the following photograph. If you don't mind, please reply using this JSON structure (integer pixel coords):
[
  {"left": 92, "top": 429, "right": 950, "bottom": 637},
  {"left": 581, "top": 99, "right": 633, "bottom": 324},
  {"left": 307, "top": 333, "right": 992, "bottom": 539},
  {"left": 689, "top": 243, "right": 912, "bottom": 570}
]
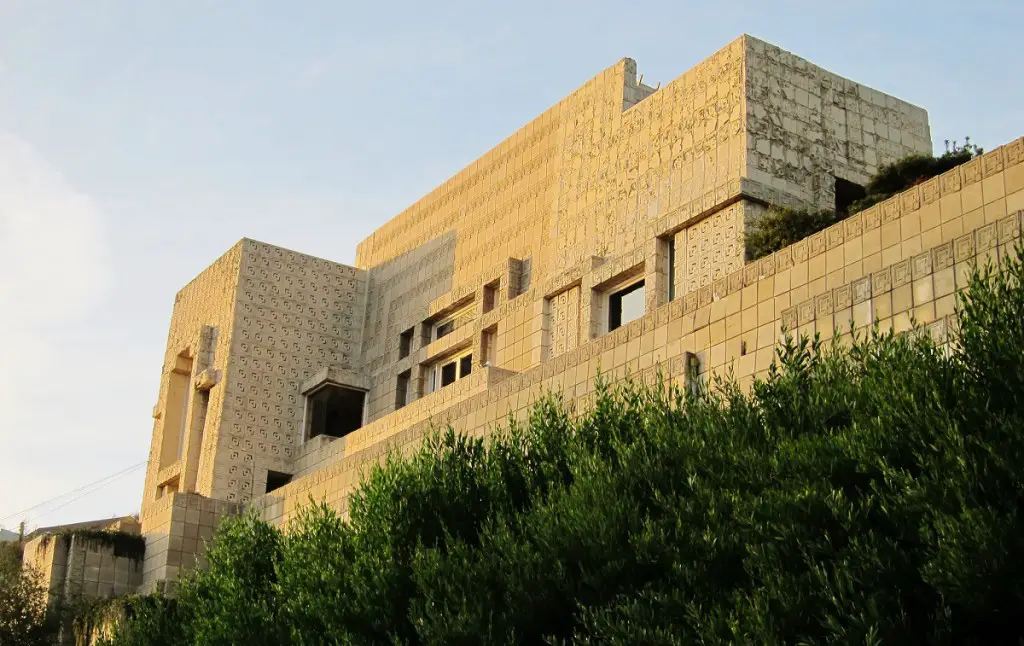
[{"left": 0, "top": 0, "right": 1021, "bottom": 531}]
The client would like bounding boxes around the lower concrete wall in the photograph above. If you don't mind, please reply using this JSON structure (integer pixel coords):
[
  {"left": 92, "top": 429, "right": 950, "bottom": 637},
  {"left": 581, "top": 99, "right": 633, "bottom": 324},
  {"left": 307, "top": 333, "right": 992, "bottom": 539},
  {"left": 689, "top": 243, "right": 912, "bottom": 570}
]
[
  {"left": 139, "top": 492, "right": 239, "bottom": 593},
  {"left": 23, "top": 532, "right": 144, "bottom": 645}
]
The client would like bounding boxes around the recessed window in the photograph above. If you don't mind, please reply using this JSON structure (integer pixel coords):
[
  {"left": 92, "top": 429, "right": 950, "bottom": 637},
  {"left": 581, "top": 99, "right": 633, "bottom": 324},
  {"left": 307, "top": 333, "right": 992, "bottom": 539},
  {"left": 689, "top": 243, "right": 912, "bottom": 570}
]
[
  {"left": 399, "top": 328, "right": 413, "bottom": 359},
  {"left": 161, "top": 352, "right": 194, "bottom": 469},
  {"left": 435, "top": 320, "right": 454, "bottom": 340},
  {"left": 609, "top": 281, "right": 645, "bottom": 331},
  {"left": 431, "top": 303, "right": 475, "bottom": 343},
  {"left": 685, "top": 352, "right": 701, "bottom": 395},
  {"left": 306, "top": 384, "right": 366, "bottom": 440},
  {"left": 667, "top": 238, "right": 676, "bottom": 302},
  {"left": 441, "top": 361, "right": 457, "bottom": 387},
  {"left": 266, "top": 471, "right": 292, "bottom": 494},
  {"left": 481, "top": 325, "right": 497, "bottom": 366},
  {"left": 395, "top": 370, "right": 411, "bottom": 410},
  {"left": 483, "top": 281, "right": 498, "bottom": 313},
  {"left": 426, "top": 352, "right": 473, "bottom": 393}
]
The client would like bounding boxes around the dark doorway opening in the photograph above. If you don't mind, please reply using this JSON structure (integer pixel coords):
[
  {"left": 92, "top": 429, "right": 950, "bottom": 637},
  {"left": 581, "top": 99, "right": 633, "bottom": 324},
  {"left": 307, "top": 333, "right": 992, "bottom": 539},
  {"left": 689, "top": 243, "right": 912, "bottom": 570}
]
[{"left": 835, "top": 176, "right": 866, "bottom": 215}]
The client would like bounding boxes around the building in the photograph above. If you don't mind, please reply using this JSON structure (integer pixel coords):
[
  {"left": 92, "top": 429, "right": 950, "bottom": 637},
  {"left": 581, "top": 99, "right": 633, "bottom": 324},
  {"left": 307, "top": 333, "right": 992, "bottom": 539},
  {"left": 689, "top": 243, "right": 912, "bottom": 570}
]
[
  {"left": 123, "top": 34, "right": 1022, "bottom": 593},
  {"left": 21, "top": 517, "right": 144, "bottom": 644}
]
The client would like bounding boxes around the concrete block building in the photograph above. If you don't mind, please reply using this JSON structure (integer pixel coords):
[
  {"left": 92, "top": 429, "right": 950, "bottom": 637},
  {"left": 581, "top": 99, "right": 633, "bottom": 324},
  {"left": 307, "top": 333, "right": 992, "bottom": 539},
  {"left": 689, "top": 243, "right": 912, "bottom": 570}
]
[{"left": 130, "top": 34, "right": 1024, "bottom": 593}]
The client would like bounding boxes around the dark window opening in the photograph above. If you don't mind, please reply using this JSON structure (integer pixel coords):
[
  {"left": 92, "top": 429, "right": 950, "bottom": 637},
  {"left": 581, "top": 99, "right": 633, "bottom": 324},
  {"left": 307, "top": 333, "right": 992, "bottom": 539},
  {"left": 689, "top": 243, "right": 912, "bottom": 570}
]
[
  {"left": 399, "top": 328, "right": 413, "bottom": 359},
  {"left": 435, "top": 320, "right": 455, "bottom": 340},
  {"left": 685, "top": 352, "right": 702, "bottom": 395},
  {"left": 609, "top": 281, "right": 646, "bottom": 331},
  {"left": 307, "top": 385, "right": 365, "bottom": 440},
  {"left": 440, "top": 361, "right": 457, "bottom": 387},
  {"left": 266, "top": 471, "right": 292, "bottom": 494},
  {"left": 481, "top": 326, "right": 497, "bottom": 366},
  {"left": 483, "top": 281, "right": 498, "bottom": 313},
  {"left": 395, "top": 370, "right": 410, "bottom": 409},
  {"left": 429, "top": 353, "right": 474, "bottom": 393},
  {"left": 835, "top": 176, "right": 866, "bottom": 216},
  {"left": 667, "top": 238, "right": 676, "bottom": 302}
]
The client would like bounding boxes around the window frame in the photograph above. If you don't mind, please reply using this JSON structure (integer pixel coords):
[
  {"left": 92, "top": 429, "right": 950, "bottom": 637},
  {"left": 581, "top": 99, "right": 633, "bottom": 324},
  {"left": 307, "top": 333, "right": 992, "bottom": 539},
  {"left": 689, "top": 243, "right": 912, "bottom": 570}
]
[
  {"left": 432, "top": 303, "right": 475, "bottom": 342},
  {"left": 425, "top": 349, "right": 474, "bottom": 394},
  {"left": 398, "top": 327, "right": 414, "bottom": 359},
  {"left": 608, "top": 280, "right": 646, "bottom": 331}
]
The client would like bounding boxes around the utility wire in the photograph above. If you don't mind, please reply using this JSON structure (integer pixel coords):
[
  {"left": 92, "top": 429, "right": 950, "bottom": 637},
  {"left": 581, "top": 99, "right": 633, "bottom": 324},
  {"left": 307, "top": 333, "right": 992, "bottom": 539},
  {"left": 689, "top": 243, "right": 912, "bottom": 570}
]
[
  {"left": 32, "top": 464, "right": 146, "bottom": 522},
  {"left": 0, "top": 461, "right": 147, "bottom": 526}
]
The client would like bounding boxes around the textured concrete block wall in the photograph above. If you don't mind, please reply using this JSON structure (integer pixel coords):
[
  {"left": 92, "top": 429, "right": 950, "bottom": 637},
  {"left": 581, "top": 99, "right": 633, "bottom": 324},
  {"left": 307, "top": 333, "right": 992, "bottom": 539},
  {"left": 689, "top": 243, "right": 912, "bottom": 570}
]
[
  {"left": 743, "top": 37, "right": 931, "bottom": 209},
  {"left": 141, "top": 242, "right": 244, "bottom": 507},
  {"left": 137, "top": 34, "right": 959, "bottom": 590},
  {"left": 140, "top": 492, "right": 239, "bottom": 593},
  {"left": 208, "top": 240, "right": 366, "bottom": 505},
  {"left": 250, "top": 137, "right": 1024, "bottom": 530}
]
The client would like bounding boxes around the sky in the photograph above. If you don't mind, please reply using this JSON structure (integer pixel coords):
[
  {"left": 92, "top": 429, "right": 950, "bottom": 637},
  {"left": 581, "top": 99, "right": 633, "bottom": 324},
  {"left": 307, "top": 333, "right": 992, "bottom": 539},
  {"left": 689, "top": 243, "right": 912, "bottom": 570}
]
[{"left": 0, "top": 0, "right": 1021, "bottom": 532}]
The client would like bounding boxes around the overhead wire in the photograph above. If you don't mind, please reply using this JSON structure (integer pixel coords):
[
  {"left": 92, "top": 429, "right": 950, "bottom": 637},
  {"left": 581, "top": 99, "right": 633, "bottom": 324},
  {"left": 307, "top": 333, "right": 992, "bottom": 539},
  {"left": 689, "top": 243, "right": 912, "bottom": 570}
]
[{"left": 0, "top": 461, "right": 146, "bottom": 526}]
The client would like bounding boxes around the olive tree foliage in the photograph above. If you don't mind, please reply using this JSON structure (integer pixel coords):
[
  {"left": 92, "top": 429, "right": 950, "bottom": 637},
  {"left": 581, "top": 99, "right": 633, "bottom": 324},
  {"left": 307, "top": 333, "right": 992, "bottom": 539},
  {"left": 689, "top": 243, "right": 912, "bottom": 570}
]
[
  {"left": 0, "top": 542, "right": 54, "bottom": 646},
  {"left": 105, "top": 247, "right": 1024, "bottom": 645}
]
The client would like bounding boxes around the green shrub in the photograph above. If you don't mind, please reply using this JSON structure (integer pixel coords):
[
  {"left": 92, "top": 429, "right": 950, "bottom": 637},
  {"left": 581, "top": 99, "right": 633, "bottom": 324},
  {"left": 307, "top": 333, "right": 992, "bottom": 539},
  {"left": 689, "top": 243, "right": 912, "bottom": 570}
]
[
  {"left": 746, "top": 141, "right": 982, "bottom": 261},
  {"left": 105, "top": 246, "right": 1024, "bottom": 645},
  {"left": 0, "top": 562, "right": 53, "bottom": 646},
  {"left": 745, "top": 206, "right": 844, "bottom": 262},
  {"left": 848, "top": 144, "right": 980, "bottom": 214}
]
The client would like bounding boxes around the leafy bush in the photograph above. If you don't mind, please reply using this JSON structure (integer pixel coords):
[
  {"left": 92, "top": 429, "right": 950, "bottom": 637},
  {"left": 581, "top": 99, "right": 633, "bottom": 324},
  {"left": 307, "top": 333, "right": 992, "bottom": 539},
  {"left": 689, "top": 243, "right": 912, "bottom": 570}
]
[
  {"left": 0, "top": 557, "right": 54, "bottom": 646},
  {"left": 744, "top": 206, "right": 844, "bottom": 262},
  {"left": 104, "top": 248, "right": 1024, "bottom": 645},
  {"left": 848, "top": 143, "right": 981, "bottom": 214},
  {"left": 746, "top": 141, "right": 983, "bottom": 261}
]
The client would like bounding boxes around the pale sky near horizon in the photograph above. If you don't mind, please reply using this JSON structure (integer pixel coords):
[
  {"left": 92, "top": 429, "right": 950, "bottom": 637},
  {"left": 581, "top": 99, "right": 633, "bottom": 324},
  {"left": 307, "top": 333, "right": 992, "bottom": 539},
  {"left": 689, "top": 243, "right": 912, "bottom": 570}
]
[{"left": 1, "top": 0, "right": 1021, "bottom": 532}]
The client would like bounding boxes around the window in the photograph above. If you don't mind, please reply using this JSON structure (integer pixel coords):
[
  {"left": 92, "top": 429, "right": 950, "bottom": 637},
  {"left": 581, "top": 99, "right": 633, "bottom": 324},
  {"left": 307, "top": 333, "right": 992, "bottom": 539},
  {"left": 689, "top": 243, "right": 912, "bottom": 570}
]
[
  {"left": 483, "top": 281, "right": 498, "bottom": 313},
  {"left": 431, "top": 303, "right": 475, "bottom": 343},
  {"left": 306, "top": 384, "right": 366, "bottom": 440},
  {"left": 157, "top": 476, "right": 179, "bottom": 500},
  {"left": 426, "top": 352, "right": 473, "bottom": 393},
  {"left": 395, "top": 370, "right": 411, "bottom": 409},
  {"left": 685, "top": 352, "right": 702, "bottom": 395},
  {"left": 266, "top": 471, "right": 292, "bottom": 494},
  {"left": 667, "top": 238, "right": 676, "bottom": 302},
  {"left": 481, "top": 325, "right": 497, "bottom": 366},
  {"left": 435, "top": 320, "right": 455, "bottom": 340},
  {"left": 441, "top": 361, "right": 457, "bottom": 387},
  {"left": 161, "top": 352, "right": 194, "bottom": 468},
  {"left": 399, "top": 328, "right": 413, "bottom": 359},
  {"left": 609, "top": 281, "right": 645, "bottom": 331}
]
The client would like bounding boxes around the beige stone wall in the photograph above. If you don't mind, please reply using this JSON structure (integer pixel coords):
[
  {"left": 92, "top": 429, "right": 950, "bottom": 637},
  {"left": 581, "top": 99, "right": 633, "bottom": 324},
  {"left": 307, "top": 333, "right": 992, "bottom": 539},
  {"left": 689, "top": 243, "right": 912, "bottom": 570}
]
[
  {"left": 346, "top": 35, "right": 927, "bottom": 439},
  {"left": 139, "top": 492, "right": 238, "bottom": 593},
  {"left": 743, "top": 38, "right": 931, "bottom": 210},
  {"left": 249, "top": 137, "right": 1024, "bottom": 530},
  {"left": 22, "top": 532, "right": 143, "bottom": 640},
  {"left": 208, "top": 240, "right": 366, "bottom": 504},
  {"left": 23, "top": 534, "right": 65, "bottom": 607},
  {"left": 140, "top": 238, "right": 367, "bottom": 517},
  {"left": 141, "top": 242, "right": 243, "bottom": 509}
]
